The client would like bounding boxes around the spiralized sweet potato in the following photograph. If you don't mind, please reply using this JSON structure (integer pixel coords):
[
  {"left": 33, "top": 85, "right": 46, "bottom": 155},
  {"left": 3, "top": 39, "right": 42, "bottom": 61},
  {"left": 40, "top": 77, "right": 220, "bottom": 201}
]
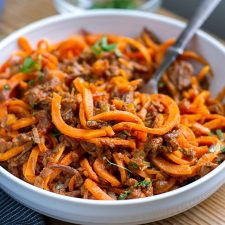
[{"left": 0, "top": 30, "right": 224, "bottom": 201}]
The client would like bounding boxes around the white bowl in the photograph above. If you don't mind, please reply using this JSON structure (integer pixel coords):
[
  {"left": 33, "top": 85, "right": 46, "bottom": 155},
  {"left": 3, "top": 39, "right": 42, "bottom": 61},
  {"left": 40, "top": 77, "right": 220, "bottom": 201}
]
[{"left": 0, "top": 10, "right": 225, "bottom": 225}]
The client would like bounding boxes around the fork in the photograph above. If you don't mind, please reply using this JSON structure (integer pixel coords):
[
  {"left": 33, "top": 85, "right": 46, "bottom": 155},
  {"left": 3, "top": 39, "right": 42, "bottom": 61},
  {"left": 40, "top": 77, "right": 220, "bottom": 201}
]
[{"left": 141, "top": 0, "right": 221, "bottom": 94}]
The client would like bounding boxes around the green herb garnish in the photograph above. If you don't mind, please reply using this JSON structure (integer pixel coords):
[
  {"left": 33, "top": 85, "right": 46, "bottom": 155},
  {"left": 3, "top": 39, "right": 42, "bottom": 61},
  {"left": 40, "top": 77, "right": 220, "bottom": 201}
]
[
  {"left": 3, "top": 84, "right": 10, "bottom": 91},
  {"left": 134, "top": 180, "right": 151, "bottom": 188},
  {"left": 38, "top": 73, "right": 44, "bottom": 80},
  {"left": 51, "top": 128, "right": 61, "bottom": 137},
  {"left": 92, "top": 36, "right": 119, "bottom": 56},
  {"left": 21, "top": 56, "right": 41, "bottom": 73},
  {"left": 91, "top": 0, "right": 137, "bottom": 9},
  {"left": 118, "top": 190, "right": 131, "bottom": 200},
  {"left": 209, "top": 131, "right": 215, "bottom": 136},
  {"left": 32, "top": 111, "right": 38, "bottom": 116},
  {"left": 122, "top": 130, "right": 130, "bottom": 137},
  {"left": 104, "top": 157, "right": 132, "bottom": 173},
  {"left": 28, "top": 79, "right": 35, "bottom": 86},
  {"left": 158, "top": 82, "right": 165, "bottom": 88},
  {"left": 115, "top": 48, "right": 122, "bottom": 57},
  {"left": 217, "top": 157, "right": 223, "bottom": 164},
  {"left": 55, "top": 183, "right": 63, "bottom": 190},
  {"left": 209, "top": 145, "right": 216, "bottom": 153},
  {"left": 216, "top": 129, "right": 224, "bottom": 141},
  {"left": 128, "top": 161, "right": 139, "bottom": 169},
  {"left": 220, "top": 146, "right": 225, "bottom": 153}
]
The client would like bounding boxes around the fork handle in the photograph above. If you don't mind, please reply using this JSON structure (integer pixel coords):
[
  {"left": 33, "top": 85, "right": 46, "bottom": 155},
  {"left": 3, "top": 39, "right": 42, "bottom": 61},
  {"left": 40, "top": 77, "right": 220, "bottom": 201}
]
[{"left": 174, "top": 0, "right": 221, "bottom": 52}]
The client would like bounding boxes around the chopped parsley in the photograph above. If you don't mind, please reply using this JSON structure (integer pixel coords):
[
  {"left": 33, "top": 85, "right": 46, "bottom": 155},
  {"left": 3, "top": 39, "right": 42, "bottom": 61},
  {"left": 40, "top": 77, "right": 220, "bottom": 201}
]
[
  {"left": 134, "top": 180, "right": 151, "bottom": 188},
  {"left": 122, "top": 130, "right": 131, "bottom": 137},
  {"left": 92, "top": 36, "right": 121, "bottom": 56},
  {"left": 104, "top": 157, "right": 132, "bottom": 173},
  {"left": 51, "top": 128, "right": 61, "bottom": 137},
  {"left": 209, "top": 131, "right": 215, "bottom": 136},
  {"left": 32, "top": 111, "right": 38, "bottom": 116},
  {"left": 209, "top": 145, "right": 216, "bottom": 153},
  {"left": 216, "top": 129, "right": 224, "bottom": 141},
  {"left": 3, "top": 84, "right": 10, "bottom": 91},
  {"left": 128, "top": 161, "right": 139, "bottom": 169},
  {"left": 28, "top": 79, "right": 35, "bottom": 86},
  {"left": 55, "top": 183, "right": 63, "bottom": 190},
  {"left": 38, "top": 73, "right": 44, "bottom": 80},
  {"left": 217, "top": 157, "right": 223, "bottom": 164},
  {"left": 21, "top": 56, "right": 42, "bottom": 73},
  {"left": 158, "top": 82, "right": 165, "bottom": 88},
  {"left": 91, "top": 0, "right": 137, "bottom": 9},
  {"left": 118, "top": 190, "right": 131, "bottom": 200},
  {"left": 115, "top": 48, "right": 122, "bottom": 57},
  {"left": 220, "top": 146, "right": 225, "bottom": 153}
]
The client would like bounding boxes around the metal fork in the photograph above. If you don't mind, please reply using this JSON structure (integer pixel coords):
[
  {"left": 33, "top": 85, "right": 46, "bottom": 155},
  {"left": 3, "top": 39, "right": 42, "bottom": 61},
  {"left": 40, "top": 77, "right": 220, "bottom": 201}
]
[{"left": 141, "top": 0, "right": 221, "bottom": 94}]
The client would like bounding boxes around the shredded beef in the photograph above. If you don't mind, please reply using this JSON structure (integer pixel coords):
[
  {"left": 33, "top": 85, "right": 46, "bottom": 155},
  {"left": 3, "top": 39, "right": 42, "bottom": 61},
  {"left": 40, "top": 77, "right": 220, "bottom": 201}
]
[
  {"left": 164, "top": 130, "right": 179, "bottom": 150},
  {"left": 167, "top": 61, "right": 193, "bottom": 91},
  {"left": 80, "top": 141, "right": 100, "bottom": 156},
  {"left": 86, "top": 120, "right": 108, "bottom": 129},
  {"left": 0, "top": 138, "right": 13, "bottom": 153},
  {"left": 145, "top": 130, "right": 179, "bottom": 155},
  {"left": 26, "top": 78, "right": 59, "bottom": 110},
  {"left": 59, "top": 59, "right": 91, "bottom": 79},
  {"left": 145, "top": 137, "right": 163, "bottom": 154},
  {"left": 35, "top": 110, "right": 52, "bottom": 134},
  {"left": 59, "top": 135, "right": 80, "bottom": 149},
  {"left": 144, "top": 102, "right": 164, "bottom": 128},
  {"left": 61, "top": 96, "right": 78, "bottom": 125},
  {"left": 122, "top": 92, "right": 134, "bottom": 104},
  {"left": 7, "top": 142, "right": 33, "bottom": 175},
  {"left": 12, "top": 132, "right": 33, "bottom": 146},
  {"left": 48, "top": 164, "right": 83, "bottom": 187},
  {"left": 207, "top": 98, "right": 225, "bottom": 115}
]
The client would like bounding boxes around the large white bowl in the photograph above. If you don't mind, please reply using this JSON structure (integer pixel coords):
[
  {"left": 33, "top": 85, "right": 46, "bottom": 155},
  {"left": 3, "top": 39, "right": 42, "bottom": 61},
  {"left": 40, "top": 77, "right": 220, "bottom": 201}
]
[{"left": 0, "top": 10, "right": 225, "bottom": 225}]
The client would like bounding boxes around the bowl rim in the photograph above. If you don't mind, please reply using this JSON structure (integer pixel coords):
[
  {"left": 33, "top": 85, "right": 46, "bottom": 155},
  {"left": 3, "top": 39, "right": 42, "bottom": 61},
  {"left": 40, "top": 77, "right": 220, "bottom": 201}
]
[{"left": 1, "top": 9, "right": 225, "bottom": 206}]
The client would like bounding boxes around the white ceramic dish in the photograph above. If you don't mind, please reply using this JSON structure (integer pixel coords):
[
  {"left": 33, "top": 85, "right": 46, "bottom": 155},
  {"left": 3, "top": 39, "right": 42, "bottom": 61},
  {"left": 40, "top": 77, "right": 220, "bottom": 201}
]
[{"left": 0, "top": 10, "right": 225, "bottom": 225}]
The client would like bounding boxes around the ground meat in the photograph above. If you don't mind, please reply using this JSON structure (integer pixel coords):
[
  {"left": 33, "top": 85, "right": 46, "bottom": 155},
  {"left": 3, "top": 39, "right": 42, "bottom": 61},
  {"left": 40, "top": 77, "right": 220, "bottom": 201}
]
[
  {"left": 64, "top": 191, "right": 81, "bottom": 197},
  {"left": 0, "top": 138, "right": 13, "bottom": 153},
  {"left": 144, "top": 102, "right": 163, "bottom": 128},
  {"left": 145, "top": 137, "right": 163, "bottom": 154},
  {"left": 80, "top": 141, "right": 100, "bottom": 156},
  {"left": 61, "top": 96, "right": 78, "bottom": 125},
  {"left": 105, "top": 63, "right": 120, "bottom": 77},
  {"left": 0, "top": 133, "right": 33, "bottom": 154},
  {"left": 199, "top": 163, "right": 217, "bottom": 177},
  {"left": 12, "top": 132, "right": 33, "bottom": 146},
  {"left": 164, "top": 130, "right": 179, "bottom": 150},
  {"left": 207, "top": 98, "right": 225, "bottom": 115},
  {"left": 26, "top": 78, "right": 59, "bottom": 110},
  {"left": 59, "top": 135, "right": 80, "bottom": 149},
  {"left": 35, "top": 110, "right": 52, "bottom": 134},
  {"left": 145, "top": 130, "right": 179, "bottom": 155},
  {"left": 86, "top": 120, "right": 109, "bottom": 129},
  {"left": 7, "top": 142, "right": 33, "bottom": 176},
  {"left": 167, "top": 61, "right": 193, "bottom": 91},
  {"left": 122, "top": 92, "right": 134, "bottom": 104},
  {"left": 49, "top": 164, "right": 83, "bottom": 187},
  {"left": 59, "top": 59, "right": 91, "bottom": 79}
]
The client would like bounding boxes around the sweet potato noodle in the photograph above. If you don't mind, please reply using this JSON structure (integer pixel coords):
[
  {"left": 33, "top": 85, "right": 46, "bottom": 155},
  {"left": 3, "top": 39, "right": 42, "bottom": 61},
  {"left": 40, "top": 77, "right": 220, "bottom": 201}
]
[{"left": 0, "top": 29, "right": 225, "bottom": 200}]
